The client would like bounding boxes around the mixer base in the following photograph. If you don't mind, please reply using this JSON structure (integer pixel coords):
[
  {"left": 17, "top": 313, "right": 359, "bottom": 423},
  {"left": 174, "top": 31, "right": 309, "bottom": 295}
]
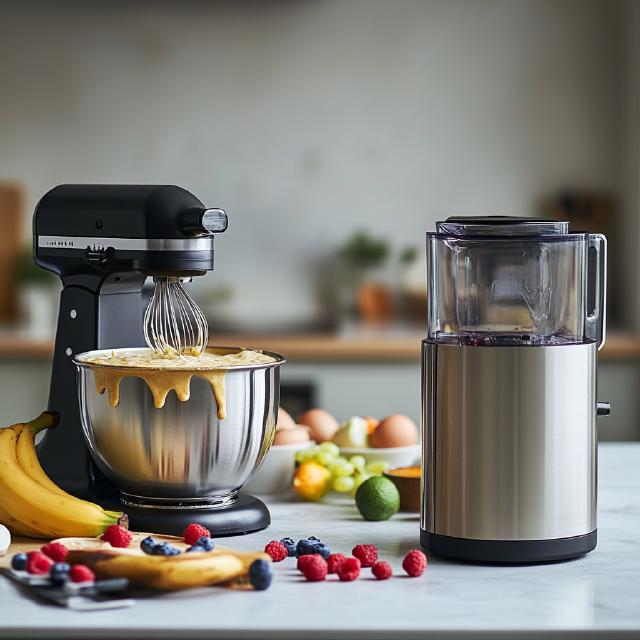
[{"left": 117, "top": 494, "right": 271, "bottom": 537}]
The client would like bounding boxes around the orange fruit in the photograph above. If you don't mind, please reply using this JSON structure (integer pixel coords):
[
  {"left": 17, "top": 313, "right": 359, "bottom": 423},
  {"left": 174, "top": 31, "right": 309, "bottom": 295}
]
[
  {"left": 365, "top": 416, "right": 380, "bottom": 435},
  {"left": 292, "top": 462, "right": 331, "bottom": 501}
]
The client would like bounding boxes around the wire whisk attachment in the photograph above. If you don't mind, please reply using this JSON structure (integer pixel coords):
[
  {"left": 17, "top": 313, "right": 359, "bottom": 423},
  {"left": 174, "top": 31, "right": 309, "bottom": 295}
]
[{"left": 143, "top": 277, "right": 209, "bottom": 357}]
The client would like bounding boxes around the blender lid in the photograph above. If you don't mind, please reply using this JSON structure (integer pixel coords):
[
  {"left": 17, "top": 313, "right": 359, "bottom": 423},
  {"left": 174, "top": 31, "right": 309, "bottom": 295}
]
[{"left": 436, "top": 216, "right": 569, "bottom": 237}]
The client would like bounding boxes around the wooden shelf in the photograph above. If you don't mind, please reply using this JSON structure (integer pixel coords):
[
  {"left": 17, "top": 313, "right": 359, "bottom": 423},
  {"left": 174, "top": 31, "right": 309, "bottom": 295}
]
[{"left": 1, "top": 331, "right": 639, "bottom": 362}]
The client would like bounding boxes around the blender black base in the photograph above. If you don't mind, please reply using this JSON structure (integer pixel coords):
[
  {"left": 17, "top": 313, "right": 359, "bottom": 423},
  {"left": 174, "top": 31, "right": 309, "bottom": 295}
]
[
  {"left": 114, "top": 494, "right": 271, "bottom": 538},
  {"left": 421, "top": 529, "right": 597, "bottom": 564}
]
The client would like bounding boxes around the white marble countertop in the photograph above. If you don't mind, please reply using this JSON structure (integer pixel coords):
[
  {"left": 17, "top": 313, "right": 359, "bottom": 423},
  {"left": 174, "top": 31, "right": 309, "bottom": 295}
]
[{"left": 1, "top": 443, "right": 639, "bottom": 640}]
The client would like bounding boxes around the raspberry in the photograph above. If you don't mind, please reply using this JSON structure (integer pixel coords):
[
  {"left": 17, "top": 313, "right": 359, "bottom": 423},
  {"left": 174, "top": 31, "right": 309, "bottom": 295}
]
[
  {"left": 69, "top": 564, "right": 95, "bottom": 583},
  {"left": 183, "top": 523, "right": 211, "bottom": 546},
  {"left": 402, "top": 549, "right": 427, "bottom": 577},
  {"left": 327, "top": 553, "right": 347, "bottom": 574},
  {"left": 41, "top": 542, "right": 68, "bottom": 562},
  {"left": 264, "top": 541, "right": 288, "bottom": 562},
  {"left": 337, "top": 557, "right": 361, "bottom": 582},
  {"left": 372, "top": 560, "right": 393, "bottom": 580},
  {"left": 297, "top": 553, "right": 322, "bottom": 572},
  {"left": 352, "top": 544, "right": 378, "bottom": 568},
  {"left": 26, "top": 551, "right": 53, "bottom": 575},
  {"left": 299, "top": 554, "right": 328, "bottom": 582},
  {"left": 100, "top": 524, "right": 133, "bottom": 548}
]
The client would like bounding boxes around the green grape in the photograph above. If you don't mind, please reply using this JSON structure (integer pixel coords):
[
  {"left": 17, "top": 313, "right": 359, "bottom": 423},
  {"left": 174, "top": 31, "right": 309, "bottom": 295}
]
[
  {"left": 294, "top": 449, "right": 307, "bottom": 464},
  {"left": 333, "top": 476, "right": 356, "bottom": 493},
  {"left": 330, "top": 461, "right": 354, "bottom": 477},
  {"left": 316, "top": 451, "right": 337, "bottom": 466},
  {"left": 365, "top": 460, "right": 390, "bottom": 475},
  {"left": 349, "top": 455, "right": 366, "bottom": 472},
  {"left": 318, "top": 441, "right": 341, "bottom": 458}
]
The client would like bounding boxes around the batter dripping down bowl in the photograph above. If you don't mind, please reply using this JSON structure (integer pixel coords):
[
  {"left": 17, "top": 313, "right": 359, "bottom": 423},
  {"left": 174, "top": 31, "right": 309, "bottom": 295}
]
[{"left": 74, "top": 347, "right": 285, "bottom": 508}]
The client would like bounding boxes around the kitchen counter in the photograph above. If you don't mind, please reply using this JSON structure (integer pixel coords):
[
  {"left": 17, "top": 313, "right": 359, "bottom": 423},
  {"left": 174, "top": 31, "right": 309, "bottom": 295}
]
[
  {"left": 1, "top": 330, "right": 640, "bottom": 361},
  {"left": 0, "top": 443, "right": 639, "bottom": 640}
]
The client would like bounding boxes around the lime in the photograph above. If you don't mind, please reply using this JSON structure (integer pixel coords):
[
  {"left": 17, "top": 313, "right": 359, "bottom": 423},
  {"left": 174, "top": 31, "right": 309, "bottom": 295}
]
[{"left": 355, "top": 476, "right": 400, "bottom": 521}]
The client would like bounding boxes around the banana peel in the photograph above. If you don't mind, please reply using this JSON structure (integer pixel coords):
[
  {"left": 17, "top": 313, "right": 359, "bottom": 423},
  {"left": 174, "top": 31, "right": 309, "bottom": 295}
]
[{"left": 66, "top": 547, "right": 269, "bottom": 591}]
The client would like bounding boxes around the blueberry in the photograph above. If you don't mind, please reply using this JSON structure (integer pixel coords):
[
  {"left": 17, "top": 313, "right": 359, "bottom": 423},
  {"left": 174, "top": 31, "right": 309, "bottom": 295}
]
[
  {"left": 314, "top": 542, "right": 331, "bottom": 559},
  {"left": 307, "top": 536, "right": 321, "bottom": 542},
  {"left": 49, "top": 562, "right": 70, "bottom": 586},
  {"left": 195, "top": 536, "right": 215, "bottom": 551},
  {"left": 280, "top": 537, "right": 295, "bottom": 557},
  {"left": 295, "top": 538, "right": 319, "bottom": 557},
  {"left": 248, "top": 559, "right": 273, "bottom": 591},
  {"left": 140, "top": 536, "right": 157, "bottom": 554},
  {"left": 10, "top": 553, "right": 27, "bottom": 571},
  {"left": 186, "top": 545, "right": 205, "bottom": 553},
  {"left": 152, "top": 542, "right": 181, "bottom": 556}
]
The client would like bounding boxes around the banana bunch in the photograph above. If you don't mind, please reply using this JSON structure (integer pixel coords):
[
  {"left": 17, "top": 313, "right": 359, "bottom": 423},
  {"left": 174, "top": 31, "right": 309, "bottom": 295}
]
[
  {"left": 0, "top": 413, "right": 125, "bottom": 539},
  {"left": 66, "top": 548, "right": 265, "bottom": 591}
]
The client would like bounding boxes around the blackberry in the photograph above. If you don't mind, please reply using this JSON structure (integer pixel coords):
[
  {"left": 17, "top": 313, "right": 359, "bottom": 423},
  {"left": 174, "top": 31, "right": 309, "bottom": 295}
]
[
  {"left": 248, "top": 559, "right": 273, "bottom": 591},
  {"left": 49, "top": 562, "right": 70, "bottom": 586},
  {"left": 140, "top": 536, "right": 158, "bottom": 555},
  {"left": 195, "top": 536, "right": 215, "bottom": 551},
  {"left": 280, "top": 537, "right": 295, "bottom": 557}
]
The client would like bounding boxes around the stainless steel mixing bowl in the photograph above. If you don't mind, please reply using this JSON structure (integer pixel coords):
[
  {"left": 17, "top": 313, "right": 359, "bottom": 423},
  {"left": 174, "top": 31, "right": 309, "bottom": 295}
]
[{"left": 74, "top": 347, "right": 285, "bottom": 508}]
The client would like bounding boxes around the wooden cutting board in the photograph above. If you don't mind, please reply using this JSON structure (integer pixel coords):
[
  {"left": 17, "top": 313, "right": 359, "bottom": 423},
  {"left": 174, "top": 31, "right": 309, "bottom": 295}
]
[{"left": 0, "top": 182, "right": 24, "bottom": 323}]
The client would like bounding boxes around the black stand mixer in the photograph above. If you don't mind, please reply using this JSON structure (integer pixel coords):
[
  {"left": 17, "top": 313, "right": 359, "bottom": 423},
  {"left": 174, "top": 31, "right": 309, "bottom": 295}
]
[{"left": 33, "top": 184, "right": 274, "bottom": 536}]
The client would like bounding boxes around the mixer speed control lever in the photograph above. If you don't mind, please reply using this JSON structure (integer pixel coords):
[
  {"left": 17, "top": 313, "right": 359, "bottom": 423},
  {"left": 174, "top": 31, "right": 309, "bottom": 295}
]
[{"left": 181, "top": 208, "right": 228, "bottom": 236}]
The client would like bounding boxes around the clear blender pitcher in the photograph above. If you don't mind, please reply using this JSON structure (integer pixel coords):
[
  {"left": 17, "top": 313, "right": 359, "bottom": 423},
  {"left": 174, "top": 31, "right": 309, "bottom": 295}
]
[
  {"left": 426, "top": 217, "right": 606, "bottom": 348},
  {"left": 421, "top": 217, "right": 609, "bottom": 563}
]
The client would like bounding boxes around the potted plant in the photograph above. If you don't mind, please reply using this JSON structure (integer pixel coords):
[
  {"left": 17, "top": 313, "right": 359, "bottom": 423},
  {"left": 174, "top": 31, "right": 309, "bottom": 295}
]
[{"left": 338, "top": 232, "right": 392, "bottom": 323}]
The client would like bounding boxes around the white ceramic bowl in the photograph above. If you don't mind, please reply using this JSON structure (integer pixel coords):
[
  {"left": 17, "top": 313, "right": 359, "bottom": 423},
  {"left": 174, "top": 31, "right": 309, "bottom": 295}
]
[
  {"left": 244, "top": 442, "right": 312, "bottom": 495},
  {"left": 338, "top": 444, "right": 420, "bottom": 469}
]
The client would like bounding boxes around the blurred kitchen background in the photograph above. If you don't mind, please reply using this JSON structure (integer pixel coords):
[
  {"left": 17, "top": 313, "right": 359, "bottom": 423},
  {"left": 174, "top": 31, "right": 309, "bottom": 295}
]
[{"left": 1, "top": 0, "right": 639, "bottom": 438}]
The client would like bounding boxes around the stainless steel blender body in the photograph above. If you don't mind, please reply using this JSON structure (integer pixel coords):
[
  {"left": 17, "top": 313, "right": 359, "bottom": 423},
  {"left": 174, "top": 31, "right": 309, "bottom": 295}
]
[
  {"left": 421, "top": 217, "right": 608, "bottom": 562},
  {"left": 75, "top": 349, "right": 284, "bottom": 507},
  {"left": 422, "top": 341, "right": 597, "bottom": 552}
]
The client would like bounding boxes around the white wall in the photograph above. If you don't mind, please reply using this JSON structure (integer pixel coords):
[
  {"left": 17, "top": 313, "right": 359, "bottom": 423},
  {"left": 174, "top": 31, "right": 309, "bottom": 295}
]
[{"left": 0, "top": 0, "right": 625, "bottom": 324}]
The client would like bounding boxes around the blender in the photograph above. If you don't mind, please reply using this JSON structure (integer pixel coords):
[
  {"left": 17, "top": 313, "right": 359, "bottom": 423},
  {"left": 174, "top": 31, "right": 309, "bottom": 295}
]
[{"left": 421, "top": 217, "right": 610, "bottom": 562}]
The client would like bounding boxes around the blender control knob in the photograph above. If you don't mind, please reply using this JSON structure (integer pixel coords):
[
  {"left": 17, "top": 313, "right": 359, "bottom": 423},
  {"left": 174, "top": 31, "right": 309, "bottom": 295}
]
[{"left": 597, "top": 402, "right": 611, "bottom": 416}]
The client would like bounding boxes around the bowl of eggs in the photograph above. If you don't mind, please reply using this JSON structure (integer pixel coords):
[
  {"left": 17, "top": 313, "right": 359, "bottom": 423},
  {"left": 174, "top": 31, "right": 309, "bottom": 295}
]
[
  {"left": 246, "top": 406, "right": 420, "bottom": 495},
  {"left": 298, "top": 409, "right": 420, "bottom": 469}
]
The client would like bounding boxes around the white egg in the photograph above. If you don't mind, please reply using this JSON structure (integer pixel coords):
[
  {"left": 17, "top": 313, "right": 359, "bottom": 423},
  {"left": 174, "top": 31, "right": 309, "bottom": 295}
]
[{"left": 0, "top": 524, "right": 11, "bottom": 556}]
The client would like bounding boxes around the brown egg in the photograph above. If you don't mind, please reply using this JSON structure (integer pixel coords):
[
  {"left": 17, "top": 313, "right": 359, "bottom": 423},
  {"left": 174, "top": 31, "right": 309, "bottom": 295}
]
[
  {"left": 277, "top": 407, "right": 297, "bottom": 429},
  {"left": 273, "top": 425, "right": 311, "bottom": 446},
  {"left": 369, "top": 414, "right": 418, "bottom": 448},
  {"left": 297, "top": 408, "right": 340, "bottom": 443}
]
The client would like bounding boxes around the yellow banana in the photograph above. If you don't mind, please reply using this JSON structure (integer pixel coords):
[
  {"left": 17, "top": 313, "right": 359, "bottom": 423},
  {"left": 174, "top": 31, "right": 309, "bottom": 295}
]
[
  {"left": 67, "top": 550, "right": 247, "bottom": 590},
  {"left": 0, "top": 427, "right": 122, "bottom": 538},
  {"left": 14, "top": 415, "right": 125, "bottom": 521},
  {"left": 0, "top": 502, "right": 45, "bottom": 538}
]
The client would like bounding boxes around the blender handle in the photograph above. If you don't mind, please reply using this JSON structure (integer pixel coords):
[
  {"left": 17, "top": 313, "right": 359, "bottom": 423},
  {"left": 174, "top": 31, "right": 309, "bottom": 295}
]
[{"left": 586, "top": 233, "right": 607, "bottom": 350}]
